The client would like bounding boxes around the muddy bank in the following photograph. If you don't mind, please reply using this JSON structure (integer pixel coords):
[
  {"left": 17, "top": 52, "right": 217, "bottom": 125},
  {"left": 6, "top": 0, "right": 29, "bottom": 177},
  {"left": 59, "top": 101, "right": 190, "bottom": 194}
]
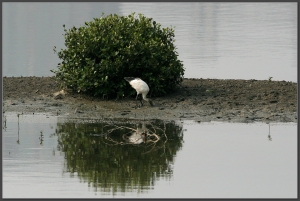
[{"left": 3, "top": 76, "right": 297, "bottom": 123}]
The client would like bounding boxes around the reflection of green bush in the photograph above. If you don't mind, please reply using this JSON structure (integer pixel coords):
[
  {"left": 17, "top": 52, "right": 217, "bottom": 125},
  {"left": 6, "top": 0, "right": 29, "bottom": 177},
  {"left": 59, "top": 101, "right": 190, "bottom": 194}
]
[{"left": 55, "top": 119, "right": 183, "bottom": 194}]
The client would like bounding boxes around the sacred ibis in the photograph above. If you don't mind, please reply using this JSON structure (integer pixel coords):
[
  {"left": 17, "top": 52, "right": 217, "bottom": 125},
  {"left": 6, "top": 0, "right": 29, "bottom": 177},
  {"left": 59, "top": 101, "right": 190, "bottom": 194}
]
[{"left": 124, "top": 77, "right": 154, "bottom": 107}]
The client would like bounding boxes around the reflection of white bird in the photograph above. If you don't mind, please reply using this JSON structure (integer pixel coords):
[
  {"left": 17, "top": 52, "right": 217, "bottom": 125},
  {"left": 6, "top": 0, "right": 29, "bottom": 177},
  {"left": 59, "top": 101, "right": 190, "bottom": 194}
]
[
  {"left": 123, "top": 123, "right": 147, "bottom": 144},
  {"left": 124, "top": 77, "right": 154, "bottom": 107}
]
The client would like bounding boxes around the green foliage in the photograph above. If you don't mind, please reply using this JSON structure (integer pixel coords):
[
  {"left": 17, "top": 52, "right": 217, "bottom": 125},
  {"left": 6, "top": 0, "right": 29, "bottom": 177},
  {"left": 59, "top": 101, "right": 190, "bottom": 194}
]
[{"left": 52, "top": 13, "right": 184, "bottom": 98}]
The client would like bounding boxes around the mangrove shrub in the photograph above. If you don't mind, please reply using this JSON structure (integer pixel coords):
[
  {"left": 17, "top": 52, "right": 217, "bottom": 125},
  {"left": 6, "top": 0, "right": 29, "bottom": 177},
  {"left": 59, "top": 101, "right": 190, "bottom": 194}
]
[{"left": 52, "top": 13, "right": 184, "bottom": 98}]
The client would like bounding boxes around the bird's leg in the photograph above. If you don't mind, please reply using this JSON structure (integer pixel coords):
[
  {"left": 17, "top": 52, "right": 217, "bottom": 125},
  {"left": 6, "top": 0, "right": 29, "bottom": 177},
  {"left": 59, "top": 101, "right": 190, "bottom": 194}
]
[
  {"left": 148, "top": 99, "right": 154, "bottom": 106},
  {"left": 138, "top": 94, "right": 144, "bottom": 106},
  {"left": 135, "top": 94, "right": 139, "bottom": 108},
  {"left": 135, "top": 94, "right": 141, "bottom": 108},
  {"left": 136, "top": 95, "right": 144, "bottom": 107},
  {"left": 139, "top": 94, "right": 144, "bottom": 106},
  {"left": 135, "top": 99, "right": 139, "bottom": 108}
]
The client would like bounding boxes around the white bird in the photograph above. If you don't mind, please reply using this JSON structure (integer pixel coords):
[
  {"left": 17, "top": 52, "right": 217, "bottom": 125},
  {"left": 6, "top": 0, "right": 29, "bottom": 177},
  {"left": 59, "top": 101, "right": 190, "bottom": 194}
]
[{"left": 124, "top": 77, "right": 154, "bottom": 107}]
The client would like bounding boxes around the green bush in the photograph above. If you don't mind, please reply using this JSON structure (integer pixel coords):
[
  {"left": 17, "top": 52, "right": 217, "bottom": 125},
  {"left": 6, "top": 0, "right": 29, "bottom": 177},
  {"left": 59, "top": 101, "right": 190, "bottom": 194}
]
[{"left": 52, "top": 13, "right": 184, "bottom": 98}]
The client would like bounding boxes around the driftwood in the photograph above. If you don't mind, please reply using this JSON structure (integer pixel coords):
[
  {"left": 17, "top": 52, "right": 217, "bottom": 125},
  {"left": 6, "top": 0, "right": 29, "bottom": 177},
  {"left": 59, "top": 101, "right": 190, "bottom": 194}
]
[{"left": 89, "top": 121, "right": 168, "bottom": 154}]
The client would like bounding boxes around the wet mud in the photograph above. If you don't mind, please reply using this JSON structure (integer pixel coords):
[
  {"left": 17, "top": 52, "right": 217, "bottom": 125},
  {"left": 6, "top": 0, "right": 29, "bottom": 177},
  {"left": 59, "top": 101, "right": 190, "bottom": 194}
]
[{"left": 3, "top": 76, "right": 297, "bottom": 123}]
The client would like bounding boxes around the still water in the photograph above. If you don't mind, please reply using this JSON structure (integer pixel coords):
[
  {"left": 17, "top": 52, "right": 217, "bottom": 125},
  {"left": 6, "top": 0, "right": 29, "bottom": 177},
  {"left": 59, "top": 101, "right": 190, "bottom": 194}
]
[
  {"left": 3, "top": 112, "right": 297, "bottom": 198},
  {"left": 2, "top": 2, "right": 297, "bottom": 82}
]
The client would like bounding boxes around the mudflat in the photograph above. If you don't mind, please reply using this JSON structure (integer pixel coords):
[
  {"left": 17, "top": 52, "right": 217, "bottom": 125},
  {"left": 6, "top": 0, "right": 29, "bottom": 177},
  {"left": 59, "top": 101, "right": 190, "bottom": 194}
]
[{"left": 3, "top": 76, "right": 297, "bottom": 123}]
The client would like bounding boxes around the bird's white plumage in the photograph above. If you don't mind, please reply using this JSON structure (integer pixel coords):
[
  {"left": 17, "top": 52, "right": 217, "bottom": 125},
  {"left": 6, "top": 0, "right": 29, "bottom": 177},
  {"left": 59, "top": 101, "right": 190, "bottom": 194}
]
[
  {"left": 124, "top": 77, "right": 153, "bottom": 106},
  {"left": 128, "top": 78, "right": 149, "bottom": 98}
]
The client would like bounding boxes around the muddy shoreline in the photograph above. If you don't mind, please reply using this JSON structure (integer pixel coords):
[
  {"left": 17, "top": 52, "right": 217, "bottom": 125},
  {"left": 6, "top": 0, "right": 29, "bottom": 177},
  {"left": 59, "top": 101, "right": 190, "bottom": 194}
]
[{"left": 3, "top": 76, "right": 297, "bottom": 123}]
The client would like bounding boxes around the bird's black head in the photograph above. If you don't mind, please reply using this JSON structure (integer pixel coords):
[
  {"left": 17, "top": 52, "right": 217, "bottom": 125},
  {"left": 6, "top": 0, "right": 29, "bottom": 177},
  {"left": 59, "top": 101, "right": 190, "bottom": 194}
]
[{"left": 124, "top": 77, "right": 136, "bottom": 82}]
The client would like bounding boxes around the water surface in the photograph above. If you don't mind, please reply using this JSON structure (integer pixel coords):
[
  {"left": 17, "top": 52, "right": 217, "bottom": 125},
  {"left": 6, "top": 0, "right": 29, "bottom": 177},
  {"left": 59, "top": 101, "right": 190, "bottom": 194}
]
[
  {"left": 2, "top": 2, "right": 297, "bottom": 82},
  {"left": 3, "top": 113, "right": 297, "bottom": 198}
]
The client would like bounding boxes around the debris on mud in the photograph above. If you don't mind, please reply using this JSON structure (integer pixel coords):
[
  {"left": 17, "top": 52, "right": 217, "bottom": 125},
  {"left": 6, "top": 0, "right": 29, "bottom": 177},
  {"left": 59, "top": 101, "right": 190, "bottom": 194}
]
[{"left": 3, "top": 76, "right": 297, "bottom": 123}]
